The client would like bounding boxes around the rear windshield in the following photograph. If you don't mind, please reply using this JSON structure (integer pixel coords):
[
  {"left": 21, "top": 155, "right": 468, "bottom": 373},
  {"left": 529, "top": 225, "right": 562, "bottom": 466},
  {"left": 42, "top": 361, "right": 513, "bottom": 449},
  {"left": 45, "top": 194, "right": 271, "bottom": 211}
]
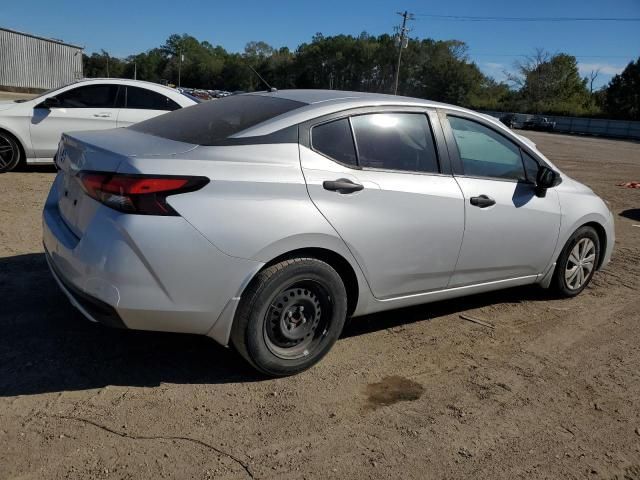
[{"left": 129, "top": 94, "right": 306, "bottom": 145}]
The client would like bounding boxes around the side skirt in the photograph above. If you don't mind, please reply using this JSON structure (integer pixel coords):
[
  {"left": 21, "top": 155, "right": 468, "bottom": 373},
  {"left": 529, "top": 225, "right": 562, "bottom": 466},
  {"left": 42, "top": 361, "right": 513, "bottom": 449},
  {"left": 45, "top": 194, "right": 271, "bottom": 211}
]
[{"left": 356, "top": 274, "right": 540, "bottom": 316}]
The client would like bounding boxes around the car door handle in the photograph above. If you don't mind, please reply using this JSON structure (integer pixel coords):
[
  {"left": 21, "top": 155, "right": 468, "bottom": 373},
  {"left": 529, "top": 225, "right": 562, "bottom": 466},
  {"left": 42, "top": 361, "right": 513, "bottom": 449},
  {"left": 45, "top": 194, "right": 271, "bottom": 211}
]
[
  {"left": 322, "top": 178, "right": 364, "bottom": 194},
  {"left": 470, "top": 195, "right": 496, "bottom": 208},
  {"left": 93, "top": 113, "right": 112, "bottom": 118}
]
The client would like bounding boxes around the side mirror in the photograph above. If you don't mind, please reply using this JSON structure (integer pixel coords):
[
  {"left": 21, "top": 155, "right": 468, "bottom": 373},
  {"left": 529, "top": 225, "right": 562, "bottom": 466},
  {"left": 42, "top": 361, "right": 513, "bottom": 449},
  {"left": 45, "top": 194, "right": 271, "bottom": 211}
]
[
  {"left": 38, "top": 96, "right": 61, "bottom": 109},
  {"left": 535, "top": 166, "right": 561, "bottom": 197}
]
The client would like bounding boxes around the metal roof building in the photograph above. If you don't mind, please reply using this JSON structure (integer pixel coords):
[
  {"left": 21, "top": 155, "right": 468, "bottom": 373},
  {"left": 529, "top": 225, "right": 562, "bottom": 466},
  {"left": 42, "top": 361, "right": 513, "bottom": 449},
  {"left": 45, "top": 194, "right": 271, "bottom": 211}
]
[{"left": 0, "top": 27, "right": 83, "bottom": 91}]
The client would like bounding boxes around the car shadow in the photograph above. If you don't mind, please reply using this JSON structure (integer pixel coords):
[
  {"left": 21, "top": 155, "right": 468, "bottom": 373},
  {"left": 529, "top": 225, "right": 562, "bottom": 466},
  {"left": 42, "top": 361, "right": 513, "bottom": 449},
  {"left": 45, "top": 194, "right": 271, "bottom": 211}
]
[
  {"left": 619, "top": 209, "right": 640, "bottom": 221},
  {"left": 511, "top": 181, "right": 536, "bottom": 208},
  {"left": 1, "top": 252, "right": 551, "bottom": 397},
  {"left": 30, "top": 108, "right": 51, "bottom": 125},
  {"left": 342, "top": 283, "right": 548, "bottom": 338},
  {"left": 0, "top": 253, "right": 262, "bottom": 397},
  {"left": 16, "top": 164, "right": 57, "bottom": 173}
]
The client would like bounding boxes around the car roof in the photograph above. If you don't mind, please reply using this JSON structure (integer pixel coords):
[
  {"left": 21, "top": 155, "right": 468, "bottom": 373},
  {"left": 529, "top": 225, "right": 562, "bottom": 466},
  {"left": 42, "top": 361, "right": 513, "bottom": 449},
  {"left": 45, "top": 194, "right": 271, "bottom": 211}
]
[
  {"left": 40, "top": 78, "right": 197, "bottom": 106},
  {"left": 249, "top": 89, "right": 450, "bottom": 107},
  {"left": 235, "top": 89, "right": 476, "bottom": 137},
  {"left": 74, "top": 78, "right": 180, "bottom": 95}
]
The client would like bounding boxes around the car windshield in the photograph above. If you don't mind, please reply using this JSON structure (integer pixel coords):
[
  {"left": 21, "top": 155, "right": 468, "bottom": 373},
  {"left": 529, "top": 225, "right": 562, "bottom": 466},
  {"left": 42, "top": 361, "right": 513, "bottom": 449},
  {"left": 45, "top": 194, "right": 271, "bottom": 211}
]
[{"left": 129, "top": 94, "right": 307, "bottom": 145}]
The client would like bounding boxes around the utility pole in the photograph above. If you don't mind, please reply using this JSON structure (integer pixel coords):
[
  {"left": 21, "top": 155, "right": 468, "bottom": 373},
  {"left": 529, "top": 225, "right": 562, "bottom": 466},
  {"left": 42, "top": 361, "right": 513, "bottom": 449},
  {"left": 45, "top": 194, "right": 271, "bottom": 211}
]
[
  {"left": 178, "top": 48, "right": 183, "bottom": 87},
  {"left": 393, "top": 10, "right": 414, "bottom": 95}
]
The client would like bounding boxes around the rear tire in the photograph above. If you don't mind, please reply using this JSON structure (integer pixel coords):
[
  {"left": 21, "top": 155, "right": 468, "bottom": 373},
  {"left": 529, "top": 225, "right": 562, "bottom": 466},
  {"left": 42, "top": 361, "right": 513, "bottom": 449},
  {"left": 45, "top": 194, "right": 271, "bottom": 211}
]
[
  {"left": 0, "top": 131, "right": 22, "bottom": 173},
  {"left": 231, "top": 258, "right": 347, "bottom": 377},
  {"left": 551, "top": 226, "right": 600, "bottom": 297}
]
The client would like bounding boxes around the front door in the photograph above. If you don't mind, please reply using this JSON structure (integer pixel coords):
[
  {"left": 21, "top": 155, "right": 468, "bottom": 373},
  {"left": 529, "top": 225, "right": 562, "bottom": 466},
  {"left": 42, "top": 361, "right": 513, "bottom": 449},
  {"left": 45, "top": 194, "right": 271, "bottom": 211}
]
[
  {"left": 30, "top": 84, "right": 119, "bottom": 159},
  {"left": 442, "top": 113, "right": 562, "bottom": 287},
  {"left": 300, "top": 110, "right": 465, "bottom": 299}
]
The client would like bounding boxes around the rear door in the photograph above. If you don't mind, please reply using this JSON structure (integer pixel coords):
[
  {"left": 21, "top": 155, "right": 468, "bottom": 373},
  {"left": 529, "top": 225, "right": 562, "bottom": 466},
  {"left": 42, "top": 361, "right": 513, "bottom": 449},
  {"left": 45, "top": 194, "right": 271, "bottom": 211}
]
[
  {"left": 300, "top": 108, "right": 465, "bottom": 299},
  {"left": 30, "top": 84, "right": 119, "bottom": 159},
  {"left": 116, "top": 85, "right": 181, "bottom": 127},
  {"left": 441, "top": 112, "right": 561, "bottom": 287}
]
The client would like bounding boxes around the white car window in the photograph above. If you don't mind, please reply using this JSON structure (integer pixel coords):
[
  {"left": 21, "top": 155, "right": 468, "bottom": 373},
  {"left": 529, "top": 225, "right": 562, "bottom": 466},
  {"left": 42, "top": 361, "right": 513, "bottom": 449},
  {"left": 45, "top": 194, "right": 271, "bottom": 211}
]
[
  {"left": 124, "top": 86, "right": 180, "bottom": 111},
  {"left": 55, "top": 85, "right": 118, "bottom": 108}
]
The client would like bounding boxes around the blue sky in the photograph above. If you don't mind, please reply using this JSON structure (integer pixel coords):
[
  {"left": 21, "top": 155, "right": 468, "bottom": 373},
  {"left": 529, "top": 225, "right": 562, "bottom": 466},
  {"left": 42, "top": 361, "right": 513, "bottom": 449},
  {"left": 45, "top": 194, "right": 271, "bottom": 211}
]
[{"left": 2, "top": 0, "right": 639, "bottom": 88}]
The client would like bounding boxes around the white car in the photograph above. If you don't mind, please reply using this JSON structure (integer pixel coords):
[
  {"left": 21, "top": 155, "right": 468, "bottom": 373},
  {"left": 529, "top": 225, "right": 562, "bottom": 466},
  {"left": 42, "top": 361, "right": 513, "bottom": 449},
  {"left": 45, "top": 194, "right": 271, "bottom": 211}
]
[{"left": 0, "top": 78, "right": 199, "bottom": 172}]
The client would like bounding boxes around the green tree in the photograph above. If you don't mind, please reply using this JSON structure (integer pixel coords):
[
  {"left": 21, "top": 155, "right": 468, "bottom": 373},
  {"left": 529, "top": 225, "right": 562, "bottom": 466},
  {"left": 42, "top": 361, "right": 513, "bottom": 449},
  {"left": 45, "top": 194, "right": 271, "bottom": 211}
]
[
  {"left": 81, "top": 34, "right": 638, "bottom": 118},
  {"left": 604, "top": 58, "right": 640, "bottom": 120},
  {"left": 83, "top": 50, "right": 125, "bottom": 78},
  {"left": 508, "top": 49, "right": 591, "bottom": 115}
]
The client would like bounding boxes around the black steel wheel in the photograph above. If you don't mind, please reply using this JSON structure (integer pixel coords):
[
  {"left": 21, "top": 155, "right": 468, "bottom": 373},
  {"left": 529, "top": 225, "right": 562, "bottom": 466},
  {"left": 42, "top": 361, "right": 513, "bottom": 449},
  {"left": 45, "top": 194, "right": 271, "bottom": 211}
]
[
  {"left": 231, "top": 258, "right": 348, "bottom": 376},
  {"left": 263, "top": 280, "right": 332, "bottom": 360}
]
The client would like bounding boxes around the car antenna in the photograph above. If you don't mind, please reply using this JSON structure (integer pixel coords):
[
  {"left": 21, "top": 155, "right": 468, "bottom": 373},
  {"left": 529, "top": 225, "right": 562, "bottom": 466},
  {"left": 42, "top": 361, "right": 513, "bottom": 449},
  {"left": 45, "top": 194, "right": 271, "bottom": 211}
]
[{"left": 246, "top": 64, "right": 277, "bottom": 92}]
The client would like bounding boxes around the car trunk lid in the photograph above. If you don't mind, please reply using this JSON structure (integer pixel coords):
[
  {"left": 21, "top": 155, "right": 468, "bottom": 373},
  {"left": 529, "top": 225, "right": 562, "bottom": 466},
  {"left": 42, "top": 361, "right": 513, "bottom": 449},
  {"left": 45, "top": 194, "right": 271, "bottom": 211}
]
[{"left": 55, "top": 128, "right": 197, "bottom": 238}]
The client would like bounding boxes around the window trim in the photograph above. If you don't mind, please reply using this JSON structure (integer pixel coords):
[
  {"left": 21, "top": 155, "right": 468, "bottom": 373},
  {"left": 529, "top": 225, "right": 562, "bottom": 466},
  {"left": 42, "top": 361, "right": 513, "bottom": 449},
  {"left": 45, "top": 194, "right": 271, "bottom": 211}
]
[
  {"left": 439, "top": 109, "right": 549, "bottom": 184},
  {"left": 303, "top": 106, "right": 452, "bottom": 176}
]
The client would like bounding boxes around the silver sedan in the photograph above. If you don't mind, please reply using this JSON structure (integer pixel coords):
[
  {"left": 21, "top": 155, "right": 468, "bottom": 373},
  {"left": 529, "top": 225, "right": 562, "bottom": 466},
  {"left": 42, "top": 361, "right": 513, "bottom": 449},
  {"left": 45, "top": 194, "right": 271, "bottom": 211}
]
[{"left": 43, "top": 90, "right": 614, "bottom": 376}]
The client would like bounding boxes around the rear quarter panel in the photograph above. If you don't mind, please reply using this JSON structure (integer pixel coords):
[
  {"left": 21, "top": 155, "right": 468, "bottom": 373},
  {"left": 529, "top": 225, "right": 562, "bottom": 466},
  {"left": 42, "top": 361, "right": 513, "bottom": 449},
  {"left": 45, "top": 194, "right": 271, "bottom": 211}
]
[{"left": 117, "top": 144, "right": 373, "bottom": 313}]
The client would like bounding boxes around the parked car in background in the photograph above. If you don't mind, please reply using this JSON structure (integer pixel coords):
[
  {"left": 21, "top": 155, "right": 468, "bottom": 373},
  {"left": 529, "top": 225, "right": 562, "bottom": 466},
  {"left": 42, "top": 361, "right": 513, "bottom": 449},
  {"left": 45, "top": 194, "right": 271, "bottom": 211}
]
[
  {"left": 499, "top": 113, "right": 518, "bottom": 129},
  {"left": 43, "top": 90, "right": 614, "bottom": 376},
  {"left": 522, "top": 116, "right": 556, "bottom": 132},
  {"left": 0, "top": 78, "right": 198, "bottom": 172}
]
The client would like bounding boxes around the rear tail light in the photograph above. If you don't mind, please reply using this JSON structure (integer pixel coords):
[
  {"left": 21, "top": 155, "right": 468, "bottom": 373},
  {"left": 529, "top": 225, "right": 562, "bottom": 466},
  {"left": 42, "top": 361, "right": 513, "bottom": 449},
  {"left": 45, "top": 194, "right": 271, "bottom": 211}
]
[{"left": 77, "top": 171, "right": 209, "bottom": 216}]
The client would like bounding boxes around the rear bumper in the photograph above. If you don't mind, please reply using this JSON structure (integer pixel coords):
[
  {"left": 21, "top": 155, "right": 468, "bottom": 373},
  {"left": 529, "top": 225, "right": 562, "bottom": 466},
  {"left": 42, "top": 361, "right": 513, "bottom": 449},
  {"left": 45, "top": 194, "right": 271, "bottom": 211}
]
[
  {"left": 42, "top": 176, "right": 264, "bottom": 344},
  {"left": 45, "top": 250, "right": 126, "bottom": 329}
]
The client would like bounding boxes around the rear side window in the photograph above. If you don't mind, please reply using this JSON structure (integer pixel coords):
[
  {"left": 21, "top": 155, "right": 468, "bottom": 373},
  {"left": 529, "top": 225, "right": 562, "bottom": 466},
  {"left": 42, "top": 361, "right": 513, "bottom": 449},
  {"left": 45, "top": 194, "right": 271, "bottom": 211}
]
[
  {"left": 56, "top": 84, "right": 118, "bottom": 108},
  {"left": 311, "top": 118, "right": 357, "bottom": 166},
  {"left": 125, "top": 86, "right": 180, "bottom": 111},
  {"left": 448, "top": 116, "right": 525, "bottom": 181},
  {"left": 129, "top": 95, "right": 306, "bottom": 145},
  {"left": 351, "top": 113, "right": 439, "bottom": 173}
]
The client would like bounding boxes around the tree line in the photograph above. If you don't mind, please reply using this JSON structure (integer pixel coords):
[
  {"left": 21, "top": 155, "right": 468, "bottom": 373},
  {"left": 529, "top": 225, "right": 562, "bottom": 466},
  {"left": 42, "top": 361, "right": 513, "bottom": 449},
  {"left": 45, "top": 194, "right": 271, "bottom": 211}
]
[{"left": 83, "top": 33, "right": 640, "bottom": 120}]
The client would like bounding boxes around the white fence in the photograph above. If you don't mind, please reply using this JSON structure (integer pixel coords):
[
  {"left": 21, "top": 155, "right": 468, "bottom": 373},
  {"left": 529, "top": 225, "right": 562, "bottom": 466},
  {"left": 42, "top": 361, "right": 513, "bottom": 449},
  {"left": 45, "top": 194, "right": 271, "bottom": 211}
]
[{"left": 481, "top": 111, "right": 640, "bottom": 141}]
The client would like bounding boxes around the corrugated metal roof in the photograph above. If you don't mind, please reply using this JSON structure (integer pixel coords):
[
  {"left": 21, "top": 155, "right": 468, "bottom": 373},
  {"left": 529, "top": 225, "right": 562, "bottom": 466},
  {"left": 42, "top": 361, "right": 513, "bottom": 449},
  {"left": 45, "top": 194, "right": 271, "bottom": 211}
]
[{"left": 0, "top": 27, "right": 83, "bottom": 49}]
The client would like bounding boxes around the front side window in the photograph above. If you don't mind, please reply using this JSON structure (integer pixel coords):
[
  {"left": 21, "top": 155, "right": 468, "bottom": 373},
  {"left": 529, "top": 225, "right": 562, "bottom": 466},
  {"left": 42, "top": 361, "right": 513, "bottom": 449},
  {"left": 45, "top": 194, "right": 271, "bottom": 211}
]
[
  {"left": 448, "top": 116, "right": 525, "bottom": 181},
  {"left": 125, "top": 86, "right": 180, "bottom": 111},
  {"left": 350, "top": 113, "right": 439, "bottom": 173},
  {"left": 311, "top": 118, "right": 357, "bottom": 166},
  {"left": 55, "top": 84, "right": 118, "bottom": 108}
]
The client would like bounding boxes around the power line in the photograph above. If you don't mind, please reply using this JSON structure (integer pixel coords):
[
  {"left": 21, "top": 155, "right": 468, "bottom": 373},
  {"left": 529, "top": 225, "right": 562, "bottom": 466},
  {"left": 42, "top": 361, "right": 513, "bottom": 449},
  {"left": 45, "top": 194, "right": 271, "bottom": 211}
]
[
  {"left": 393, "top": 10, "right": 414, "bottom": 95},
  {"left": 414, "top": 14, "right": 640, "bottom": 22},
  {"left": 470, "top": 53, "right": 633, "bottom": 59}
]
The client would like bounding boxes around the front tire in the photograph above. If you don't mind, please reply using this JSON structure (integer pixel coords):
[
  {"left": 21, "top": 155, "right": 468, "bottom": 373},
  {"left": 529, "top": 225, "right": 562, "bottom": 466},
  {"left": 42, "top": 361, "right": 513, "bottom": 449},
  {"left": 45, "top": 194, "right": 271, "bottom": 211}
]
[
  {"left": 551, "top": 226, "right": 600, "bottom": 297},
  {"left": 231, "top": 258, "right": 348, "bottom": 377},
  {"left": 0, "top": 131, "right": 22, "bottom": 173}
]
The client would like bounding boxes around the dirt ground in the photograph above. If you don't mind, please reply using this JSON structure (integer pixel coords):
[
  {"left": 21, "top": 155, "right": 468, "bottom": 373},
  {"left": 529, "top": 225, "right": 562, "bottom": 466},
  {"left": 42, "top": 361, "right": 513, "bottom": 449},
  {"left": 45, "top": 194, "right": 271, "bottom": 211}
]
[
  {"left": 1, "top": 131, "right": 639, "bottom": 479},
  {"left": 0, "top": 91, "right": 37, "bottom": 101}
]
